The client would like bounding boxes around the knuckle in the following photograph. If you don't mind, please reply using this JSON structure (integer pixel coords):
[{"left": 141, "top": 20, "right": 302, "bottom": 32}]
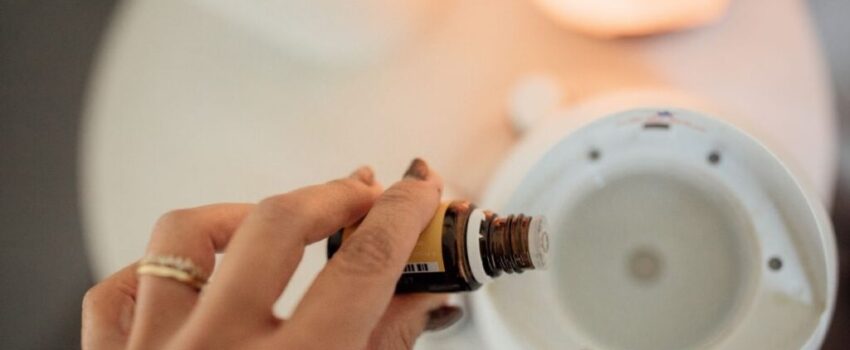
[
  {"left": 257, "top": 194, "right": 312, "bottom": 219},
  {"left": 328, "top": 177, "right": 362, "bottom": 192},
  {"left": 377, "top": 185, "right": 419, "bottom": 211},
  {"left": 327, "top": 179, "right": 365, "bottom": 201},
  {"left": 370, "top": 324, "right": 418, "bottom": 350},
  {"left": 154, "top": 208, "right": 197, "bottom": 232},
  {"left": 396, "top": 324, "right": 418, "bottom": 350},
  {"left": 81, "top": 284, "right": 105, "bottom": 311},
  {"left": 334, "top": 227, "right": 396, "bottom": 274},
  {"left": 376, "top": 182, "right": 436, "bottom": 219},
  {"left": 151, "top": 208, "right": 202, "bottom": 244},
  {"left": 327, "top": 178, "right": 378, "bottom": 206}
]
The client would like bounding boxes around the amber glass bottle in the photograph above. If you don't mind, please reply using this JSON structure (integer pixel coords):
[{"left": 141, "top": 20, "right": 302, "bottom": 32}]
[{"left": 327, "top": 200, "right": 549, "bottom": 293}]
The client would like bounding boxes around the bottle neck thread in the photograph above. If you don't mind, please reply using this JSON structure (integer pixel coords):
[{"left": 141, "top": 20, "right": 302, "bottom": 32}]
[{"left": 481, "top": 213, "right": 535, "bottom": 276}]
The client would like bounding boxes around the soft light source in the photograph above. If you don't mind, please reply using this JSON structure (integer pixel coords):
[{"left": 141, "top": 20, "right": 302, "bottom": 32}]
[{"left": 532, "top": 0, "right": 731, "bottom": 38}]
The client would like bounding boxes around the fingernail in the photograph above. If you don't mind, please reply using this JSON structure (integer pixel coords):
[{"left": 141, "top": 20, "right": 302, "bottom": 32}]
[
  {"left": 350, "top": 166, "right": 375, "bottom": 185},
  {"left": 425, "top": 305, "right": 463, "bottom": 332},
  {"left": 403, "top": 158, "right": 429, "bottom": 180}
]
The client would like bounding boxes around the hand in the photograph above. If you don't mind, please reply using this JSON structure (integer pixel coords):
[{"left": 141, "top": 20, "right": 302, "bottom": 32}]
[{"left": 82, "top": 159, "right": 463, "bottom": 349}]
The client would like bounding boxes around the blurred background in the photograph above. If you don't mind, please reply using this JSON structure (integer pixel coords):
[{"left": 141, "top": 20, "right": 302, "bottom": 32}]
[{"left": 1, "top": 0, "right": 848, "bottom": 349}]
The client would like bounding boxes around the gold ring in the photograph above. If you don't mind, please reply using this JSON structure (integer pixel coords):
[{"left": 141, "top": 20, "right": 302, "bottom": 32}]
[{"left": 136, "top": 255, "right": 209, "bottom": 290}]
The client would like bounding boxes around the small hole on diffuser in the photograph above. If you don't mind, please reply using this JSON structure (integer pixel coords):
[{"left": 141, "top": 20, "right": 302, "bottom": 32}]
[
  {"left": 768, "top": 256, "right": 783, "bottom": 271},
  {"left": 708, "top": 151, "right": 721, "bottom": 165},
  {"left": 588, "top": 149, "right": 601, "bottom": 161}
]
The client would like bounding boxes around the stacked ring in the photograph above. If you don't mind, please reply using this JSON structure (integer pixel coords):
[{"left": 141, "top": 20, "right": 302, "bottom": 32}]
[{"left": 136, "top": 255, "right": 209, "bottom": 290}]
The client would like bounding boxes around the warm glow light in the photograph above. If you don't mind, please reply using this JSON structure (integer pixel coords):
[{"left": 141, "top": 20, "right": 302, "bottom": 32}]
[{"left": 532, "top": 0, "right": 731, "bottom": 38}]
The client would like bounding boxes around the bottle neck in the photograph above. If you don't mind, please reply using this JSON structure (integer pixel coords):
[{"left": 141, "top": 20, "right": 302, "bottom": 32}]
[{"left": 480, "top": 213, "right": 536, "bottom": 276}]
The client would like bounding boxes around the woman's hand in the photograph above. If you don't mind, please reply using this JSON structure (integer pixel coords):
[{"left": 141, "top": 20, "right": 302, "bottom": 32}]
[{"left": 82, "top": 159, "right": 462, "bottom": 349}]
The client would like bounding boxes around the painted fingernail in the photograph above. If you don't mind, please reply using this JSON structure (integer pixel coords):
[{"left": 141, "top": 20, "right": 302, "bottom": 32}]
[
  {"left": 403, "top": 158, "right": 429, "bottom": 180},
  {"left": 350, "top": 166, "right": 375, "bottom": 185},
  {"left": 425, "top": 305, "right": 463, "bottom": 332}
]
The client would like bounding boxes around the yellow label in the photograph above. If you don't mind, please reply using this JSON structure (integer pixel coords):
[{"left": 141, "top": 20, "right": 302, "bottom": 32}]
[
  {"left": 406, "top": 202, "right": 448, "bottom": 273},
  {"left": 343, "top": 202, "right": 448, "bottom": 273}
]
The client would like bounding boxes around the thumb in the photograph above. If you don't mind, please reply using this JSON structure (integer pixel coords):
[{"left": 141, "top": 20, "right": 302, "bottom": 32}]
[{"left": 366, "top": 294, "right": 462, "bottom": 350}]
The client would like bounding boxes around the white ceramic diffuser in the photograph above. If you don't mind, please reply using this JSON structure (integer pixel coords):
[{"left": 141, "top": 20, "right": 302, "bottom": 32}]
[{"left": 465, "top": 90, "right": 837, "bottom": 350}]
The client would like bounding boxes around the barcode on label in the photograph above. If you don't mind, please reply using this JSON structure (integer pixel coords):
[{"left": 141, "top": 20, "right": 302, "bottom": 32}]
[{"left": 403, "top": 262, "right": 439, "bottom": 274}]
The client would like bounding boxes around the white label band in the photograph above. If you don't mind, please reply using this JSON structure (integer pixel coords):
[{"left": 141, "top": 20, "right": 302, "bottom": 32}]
[{"left": 466, "top": 208, "right": 492, "bottom": 284}]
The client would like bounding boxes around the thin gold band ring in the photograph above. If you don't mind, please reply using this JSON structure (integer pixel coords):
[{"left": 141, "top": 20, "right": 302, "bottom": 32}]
[{"left": 136, "top": 255, "right": 209, "bottom": 290}]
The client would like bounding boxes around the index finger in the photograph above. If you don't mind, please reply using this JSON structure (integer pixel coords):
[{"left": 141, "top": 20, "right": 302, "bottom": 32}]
[{"left": 281, "top": 159, "right": 442, "bottom": 349}]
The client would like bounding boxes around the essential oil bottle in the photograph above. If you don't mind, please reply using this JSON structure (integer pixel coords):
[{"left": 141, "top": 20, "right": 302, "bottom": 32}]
[{"left": 327, "top": 200, "right": 549, "bottom": 293}]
